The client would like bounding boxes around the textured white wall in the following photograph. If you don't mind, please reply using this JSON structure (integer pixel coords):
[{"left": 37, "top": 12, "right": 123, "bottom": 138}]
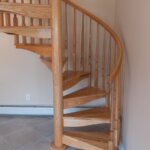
[
  {"left": 0, "top": 0, "right": 116, "bottom": 106},
  {"left": 116, "top": 0, "right": 150, "bottom": 149}
]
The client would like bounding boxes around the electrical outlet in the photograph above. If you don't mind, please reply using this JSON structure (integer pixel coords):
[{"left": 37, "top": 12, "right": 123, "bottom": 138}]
[{"left": 26, "top": 94, "right": 31, "bottom": 101}]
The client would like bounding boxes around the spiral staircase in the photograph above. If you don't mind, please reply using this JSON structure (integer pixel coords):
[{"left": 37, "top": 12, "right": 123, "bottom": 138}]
[{"left": 0, "top": 0, "right": 122, "bottom": 150}]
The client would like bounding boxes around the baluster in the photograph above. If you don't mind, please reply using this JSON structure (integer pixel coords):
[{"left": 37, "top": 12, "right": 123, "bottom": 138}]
[
  {"left": 110, "top": 82, "right": 115, "bottom": 147},
  {"left": 108, "top": 35, "right": 112, "bottom": 76},
  {"left": 30, "top": 0, "right": 34, "bottom": 44},
  {"left": 73, "top": 8, "right": 76, "bottom": 71},
  {"left": 114, "top": 74, "right": 121, "bottom": 147},
  {"left": 38, "top": 0, "right": 43, "bottom": 44},
  {"left": 4, "top": 0, "right": 10, "bottom": 26},
  {"left": 65, "top": 3, "right": 69, "bottom": 70},
  {"left": 94, "top": 24, "right": 99, "bottom": 87},
  {"left": 13, "top": 0, "right": 19, "bottom": 44},
  {"left": 88, "top": 19, "right": 92, "bottom": 86},
  {"left": 81, "top": 13, "right": 84, "bottom": 71},
  {"left": 47, "top": 0, "right": 51, "bottom": 44},
  {"left": 106, "top": 35, "right": 112, "bottom": 106},
  {"left": 21, "top": 0, "right": 26, "bottom": 44},
  {"left": 0, "top": 12, "right": 4, "bottom": 27},
  {"left": 102, "top": 30, "right": 106, "bottom": 90}
]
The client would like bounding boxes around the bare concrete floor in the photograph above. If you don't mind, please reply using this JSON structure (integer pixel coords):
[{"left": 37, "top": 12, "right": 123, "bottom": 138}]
[
  {"left": 0, "top": 116, "right": 76, "bottom": 150},
  {"left": 0, "top": 116, "right": 109, "bottom": 150}
]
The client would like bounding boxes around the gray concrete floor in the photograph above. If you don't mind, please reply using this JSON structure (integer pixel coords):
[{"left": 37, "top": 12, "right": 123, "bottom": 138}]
[
  {"left": 0, "top": 116, "right": 76, "bottom": 150},
  {"left": 0, "top": 116, "right": 109, "bottom": 150}
]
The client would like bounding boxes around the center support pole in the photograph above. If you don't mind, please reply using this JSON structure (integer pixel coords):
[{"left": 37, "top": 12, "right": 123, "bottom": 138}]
[{"left": 50, "top": 0, "right": 66, "bottom": 150}]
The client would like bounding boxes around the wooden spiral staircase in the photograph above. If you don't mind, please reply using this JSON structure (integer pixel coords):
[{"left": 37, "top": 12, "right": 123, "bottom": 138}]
[{"left": 0, "top": 0, "right": 122, "bottom": 150}]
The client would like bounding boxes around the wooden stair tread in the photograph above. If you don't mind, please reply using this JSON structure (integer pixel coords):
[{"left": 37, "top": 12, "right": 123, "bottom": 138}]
[
  {"left": 63, "top": 71, "right": 90, "bottom": 90},
  {"left": 0, "top": 26, "right": 51, "bottom": 38},
  {"left": 16, "top": 44, "right": 52, "bottom": 57},
  {"left": 0, "top": 2, "right": 51, "bottom": 18},
  {"left": 64, "top": 107, "right": 110, "bottom": 127},
  {"left": 64, "top": 87, "right": 106, "bottom": 109},
  {"left": 63, "top": 131, "right": 111, "bottom": 150}
]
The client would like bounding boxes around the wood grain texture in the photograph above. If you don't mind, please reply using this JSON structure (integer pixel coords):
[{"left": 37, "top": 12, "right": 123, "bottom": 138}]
[
  {"left": 63, "top": 71, "right": 90, "bottom": 90},
  {"left": 64, "top": 87, "right": 106, "bottom": 109},
  {"left": 0, "top": 3, "right": 51, "bottom": 18},
  {"left": 16, "top": 44, "right": 52, "bottom": 57},
  {"left": 0, "top": 26, "right": 51, "bottom": 38},
  {"left": 64, "top": 107, "right": 111, "bottom": 127},
  {"left": 63, "top": 131, "right": 111, "bottom": 150}
]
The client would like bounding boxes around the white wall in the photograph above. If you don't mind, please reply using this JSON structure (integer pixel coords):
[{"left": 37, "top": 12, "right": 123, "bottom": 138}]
[
  {"left": 116, "top": 0, "right": 150, "bottom": 149},
  {"left": 0, "top": 0, "right": 116, "bottom": 107},
  {"left": 71, "top": 0, "right": 116, "bottom": 28}
]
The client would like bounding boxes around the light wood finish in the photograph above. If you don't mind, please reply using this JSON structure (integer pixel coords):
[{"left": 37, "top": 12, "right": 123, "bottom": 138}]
[
  {"left": 73, "top": 8, "right": 76, "bottom": 70},
  {"left": 16, "top": 44, "right": 52, "bottom": 57},
  {"left": 50, "top": 143, "right": 66, "bottom": 150},
  {"left": 88, "top": 18, "right": 92, "bottom": 86},
  {"left": 64, "top": 107, "right": 110, "bottom": 127},
  {"left": 0, "top": 0, "right": 123, "bottom": 149},
  {"left": 0, "top": 12, "right": 3, "bottom": 26},
  {"left": 0, "top": 2, "right": 51, "bottom": 18},
  {"left": 0, "top": 26, "right": 51, "bottom": 38},
  {"left": 29, "top": 0, "right": 34, "bottom": 44},
  {"left": 64, "top": 87, "right": 106, "bottom": 109},
  {"left": 95, "top": 24, "right": 99, "bottom": 87},
  {"left": 63, "top": 0, "right": 122, "bottom": 83},
  {"left": 13, "top": 7, "right": 19, "bottom": 44},
  {"left": 102, "top": 31, "right": 106, "bottom": 89},
  {"left": 41, "top": 57, "right": 67, "bottom": 70},
  {"left": 81, "top": 13, "right": 84, "bottom": 71},
  {"left": 63, "top": 131, "right": 111, "bottom": 150},
  {"left": 20, "top": 0, "right": 26, "bottom": 44},
  {"left": 63, "top": 71, "right": 90, "bottom": 90},
  {"left": 50, "top": 0, "right": 64, "bottom": 149}
]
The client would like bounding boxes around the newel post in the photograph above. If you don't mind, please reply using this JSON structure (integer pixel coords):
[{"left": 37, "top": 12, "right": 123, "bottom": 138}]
[{"left": 50, "top": 0, "right": 65, "bottom": 149}]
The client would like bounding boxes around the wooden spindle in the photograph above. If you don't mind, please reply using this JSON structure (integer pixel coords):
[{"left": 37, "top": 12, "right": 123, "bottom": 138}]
[
  {"left": 29, "top": 0, "right": 34, "bottom": 44},
  {"left": 88, "top": 19, "right": 92, "bottom": 86},
  {"left": 106, "top": 35, "right": 112, "bottom": 106},
  {"left": 73, "top": 8, "right": 76, "bottom": 70},
  {"left": 21, "top": 0, "right": 26, "bottom": 44},
  {"left": 4, "top": 0, "right": 10, "bottom": 27},
  {"left": 65, "top": 3, "right": 69, "bottom": 70},
  {"left": 94, "top": 24, "right": 99, "bottom": 87},
  {"left": 38, "top": 0, "right": 43, "bottom": 44},
  {"left": 81, "top": 13, "right": 85, "bottom": 71},
  {"left": 13, "top": 0, "right": 19, "bottom": 44},
  {"left": 4, "top": 13, "right": 10, "bottom": 26},
  {"left": 0, "top": 12, "right": 4, "bottom": 27},
  {"left": 114, "top": 75, "right": 120, "bottom": 147},
  {"left": 102, "top": 30, "right": 106, "bottom": 89}
]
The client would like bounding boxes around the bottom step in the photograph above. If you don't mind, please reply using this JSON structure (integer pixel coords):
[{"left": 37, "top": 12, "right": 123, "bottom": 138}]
[{"left": 63, "top": 131, "right": 112, "bottom": 150}]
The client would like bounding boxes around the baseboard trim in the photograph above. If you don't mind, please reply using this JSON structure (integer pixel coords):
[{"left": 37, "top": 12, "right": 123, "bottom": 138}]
[
  {"left": 0, "top": 106, "right": 89, "bottom": 116},
  {"left": 119, "top": 142, "right": 124, "bottom": 150}
]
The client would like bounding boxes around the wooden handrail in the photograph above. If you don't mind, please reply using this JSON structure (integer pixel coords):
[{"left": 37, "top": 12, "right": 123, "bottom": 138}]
[{"left": 63, "top": 0, "right": 122, "bottom": 83}]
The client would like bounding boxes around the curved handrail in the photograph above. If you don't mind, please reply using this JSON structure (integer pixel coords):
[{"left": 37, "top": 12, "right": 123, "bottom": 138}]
[{"left": 63, "top": 0, "right": 122, "bottom": 83}]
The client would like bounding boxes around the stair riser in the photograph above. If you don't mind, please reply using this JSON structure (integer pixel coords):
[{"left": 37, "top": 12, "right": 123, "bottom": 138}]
[
  {"left": 64, "top": 118, "right": 110, "bottom": 127},
  {"left": 64, "top": 95, "right": 106, "bottom": 109}
]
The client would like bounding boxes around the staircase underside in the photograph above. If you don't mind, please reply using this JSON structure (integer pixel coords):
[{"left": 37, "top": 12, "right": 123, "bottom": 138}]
[
  {"left": 16, "top": 44, "right": 52, "bottom": 57},
  {"left": 0, "top": 26, "right": 51, "bottom": 38}
]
